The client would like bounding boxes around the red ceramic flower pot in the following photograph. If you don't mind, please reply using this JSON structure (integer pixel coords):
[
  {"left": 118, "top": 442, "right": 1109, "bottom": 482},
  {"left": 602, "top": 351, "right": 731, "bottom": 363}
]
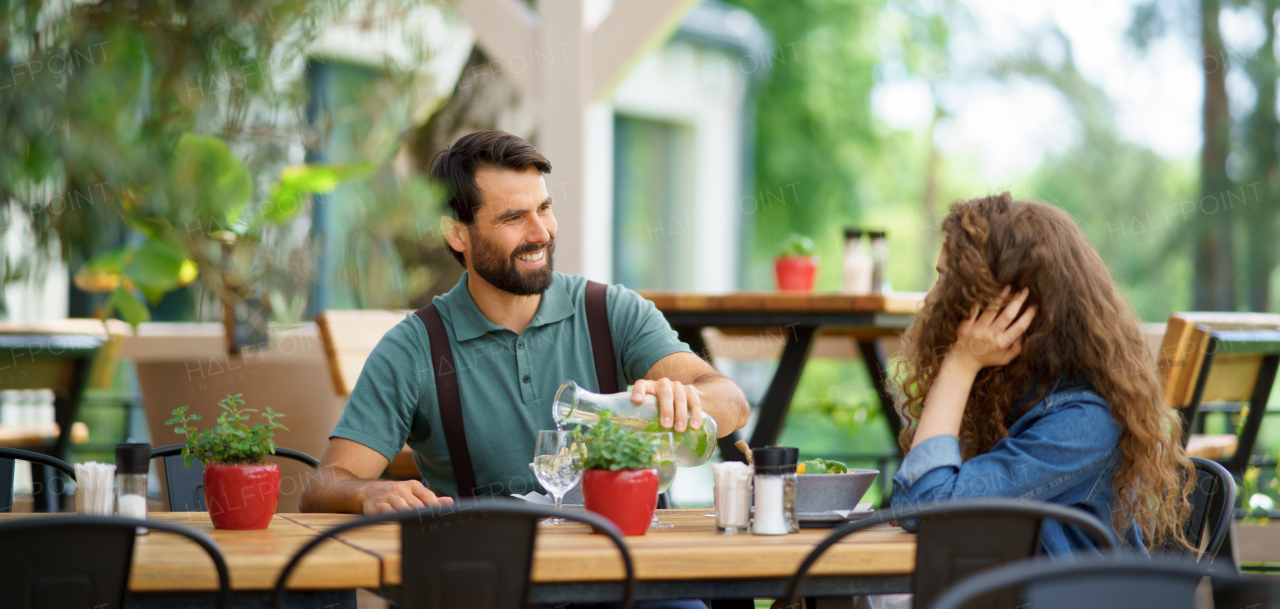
[
  {"left": 204, "top": 463, "right": 280, "bottom": 530},
  {"left": 775, "top": 256, "right": 818, "bottom": 291},
  {"left": 583, "top": 468, "right": 658, "bottom": 536}
]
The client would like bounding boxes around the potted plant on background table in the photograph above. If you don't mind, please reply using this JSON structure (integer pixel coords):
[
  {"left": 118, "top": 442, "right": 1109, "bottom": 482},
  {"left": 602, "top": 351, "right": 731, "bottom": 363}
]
[
  {"left": 775, "top": 233, "right": 819, "bottom": 291},
  {"left": 166, "top": 393, "right": 288, "bottom": 530},
  {"left": 577, "top": 411, "right": 660, "bottom": 536}
]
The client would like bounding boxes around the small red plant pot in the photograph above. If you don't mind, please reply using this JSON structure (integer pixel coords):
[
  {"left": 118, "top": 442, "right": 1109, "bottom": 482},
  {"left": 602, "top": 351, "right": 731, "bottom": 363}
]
[
  {"left": 204, "top": 464, "right": 280, "bottom": 530},
  {"left": 583, "top": 468, "right": 658, "bottom": 536},
  {"left": 775, "top": 256, "right": 818, "bottom": 291}
]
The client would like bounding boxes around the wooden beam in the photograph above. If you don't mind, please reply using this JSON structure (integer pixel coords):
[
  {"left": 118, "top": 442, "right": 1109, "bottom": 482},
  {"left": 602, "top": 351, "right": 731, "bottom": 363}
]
[
  {"left": 456, "top": 0, "right": 539, "bottom": 97},
  {"left": 588, "top": 0, "right": 700, "bottom": 100}
]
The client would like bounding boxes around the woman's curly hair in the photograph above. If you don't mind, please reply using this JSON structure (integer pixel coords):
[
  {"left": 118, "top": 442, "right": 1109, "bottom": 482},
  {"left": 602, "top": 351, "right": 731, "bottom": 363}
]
[{"left": 896, "top": 192, "right": 1194, "bottom": 549}]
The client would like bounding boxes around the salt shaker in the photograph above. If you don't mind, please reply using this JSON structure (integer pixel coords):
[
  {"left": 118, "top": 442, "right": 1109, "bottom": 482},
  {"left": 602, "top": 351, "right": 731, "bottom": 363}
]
[
  {"left": 751, "top": 446, "right": 797, "bottom": 535},
  {"left": 115, "top": 443, "right": 151, "bottom": 523}
]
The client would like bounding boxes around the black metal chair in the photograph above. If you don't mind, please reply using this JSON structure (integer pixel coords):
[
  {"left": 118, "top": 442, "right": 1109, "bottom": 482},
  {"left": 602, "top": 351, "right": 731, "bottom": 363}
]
[
  {"left": 780, "top": 498, "right": 1118, "bottom": 609},
  {"left": 0, "top": 447, "right": 77, "bottom": 513},
  {"left": 151, "top": 443, "right": 320, "bottom": 511},
  {"left": 270, "top": 502, "right": 637, "bottom": 609},
  {"left": 1212, "top": 571, "right": 1280, "bottom": 609},
  {"left": 927, "top": 554, "right": 1208, "bottom": 609},
  {"left": 1181, "top": 457, "right": 1236, "bottom": 565},
  {"left": 0, "top": 515, "right": 231, "bottom": 609}
]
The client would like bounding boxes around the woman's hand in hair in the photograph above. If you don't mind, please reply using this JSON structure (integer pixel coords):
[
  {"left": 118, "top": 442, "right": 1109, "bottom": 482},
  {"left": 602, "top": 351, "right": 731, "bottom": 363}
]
[{"left": 949, "top": 286, "right": 1037, "bottom": 373}]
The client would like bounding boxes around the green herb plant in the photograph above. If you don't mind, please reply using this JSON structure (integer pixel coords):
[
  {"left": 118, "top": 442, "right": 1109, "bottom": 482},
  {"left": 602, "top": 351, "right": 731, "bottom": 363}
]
[
  {"left": 799, "top": 458, "right": 849, "bottom": 474},
  {"left": 778, "top": 233, "right": 818, "bottom": 258},
  {"left": 165, "top": 394, "right": 287, "bottom": 468},
  {"left": 575, "top": 411, "right": 659, "bottom": 471}
]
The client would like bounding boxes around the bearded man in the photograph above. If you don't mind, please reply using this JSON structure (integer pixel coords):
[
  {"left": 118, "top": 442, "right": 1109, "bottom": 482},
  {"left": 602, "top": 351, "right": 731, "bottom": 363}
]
[{"left": 302, "top": 130, "right": 749, "bottom": 515}]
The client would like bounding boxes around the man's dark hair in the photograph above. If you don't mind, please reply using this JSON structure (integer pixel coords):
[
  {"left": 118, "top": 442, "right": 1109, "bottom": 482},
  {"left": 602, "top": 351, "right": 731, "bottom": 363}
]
[{"left": 429, "top": 130, "right": 552, "bottom": 266}]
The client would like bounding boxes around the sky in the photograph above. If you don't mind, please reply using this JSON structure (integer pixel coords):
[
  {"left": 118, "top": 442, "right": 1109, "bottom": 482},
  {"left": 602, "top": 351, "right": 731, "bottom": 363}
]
[{"left": 870, "top": 0, "right": 1263, "bottom": 181}]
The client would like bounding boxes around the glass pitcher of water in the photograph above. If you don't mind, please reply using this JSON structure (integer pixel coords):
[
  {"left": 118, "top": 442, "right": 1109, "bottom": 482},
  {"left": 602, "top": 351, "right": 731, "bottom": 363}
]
[{"left": 551, "top": 380, "right": 718, "bottom": 467}]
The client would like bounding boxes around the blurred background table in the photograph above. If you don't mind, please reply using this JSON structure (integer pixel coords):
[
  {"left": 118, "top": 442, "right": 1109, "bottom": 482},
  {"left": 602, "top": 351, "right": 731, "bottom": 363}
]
[
  {"left": 0, "top": 319, "right": 127, "bottom": 511},
  {"left": 638, "top": 292, "right": 923, "bottom": 462}
]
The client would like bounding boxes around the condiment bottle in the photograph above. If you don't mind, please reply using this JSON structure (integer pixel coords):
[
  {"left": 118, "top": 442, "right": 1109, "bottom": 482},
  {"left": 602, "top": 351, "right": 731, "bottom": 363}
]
[
  {"left": 842, "top": 230, "right": 873, "bottom": 295},
  {"left": 868, "top": 231, "right": 887, "bottom": 293},
  {"left": 751, "top": 446, "right": 797, "bottom": 535},
  {"left": 115, "top": 443, "right": 151, "bottom": 525},
  {"left": 782, "top": 446, "right": 800, "bottom": 533}
]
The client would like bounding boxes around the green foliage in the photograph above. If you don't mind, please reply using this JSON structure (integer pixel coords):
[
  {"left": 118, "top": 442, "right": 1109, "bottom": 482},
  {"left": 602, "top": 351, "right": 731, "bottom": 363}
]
[
  {"left": 777, "top": 234, "right": 818, "bottom": 258},
  {"left": 724, "top": 0, "right": 885, "bottom": 288},
  {"left": 263, "top": 162, "right": 376, "bottom": 224},
  {"left": 799, "top": 458, "right": 848, "bottom": 474},
  {"left": 165, "top": 394, "right": 287, "bottom": 468},
  {"left": 575, "top": 411, "right": 660, "bottom": 471}
]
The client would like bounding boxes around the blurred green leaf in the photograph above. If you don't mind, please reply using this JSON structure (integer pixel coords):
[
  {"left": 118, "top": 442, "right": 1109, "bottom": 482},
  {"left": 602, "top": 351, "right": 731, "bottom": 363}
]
[
  {"left": 124, "top": 238, "right": 197, "bottom": 301},
  {"left": 262, "top": 162, "right": 375, "bottom": 224},
  {"left": 168, "top": 133, "right": 253, "bottom": 226},
  {"left": 108, "top": 287, "right": 151, "bottom": 328}
]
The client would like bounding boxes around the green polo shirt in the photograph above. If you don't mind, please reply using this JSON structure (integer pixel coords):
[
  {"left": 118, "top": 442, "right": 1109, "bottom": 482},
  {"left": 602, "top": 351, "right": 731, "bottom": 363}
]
[{"left": 330, "top": 271, "right": 692, "bottom": 499}]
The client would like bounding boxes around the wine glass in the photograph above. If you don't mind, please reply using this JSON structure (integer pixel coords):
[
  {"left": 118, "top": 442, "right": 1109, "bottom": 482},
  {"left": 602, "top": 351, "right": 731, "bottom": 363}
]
[
  {"left": 533, "top": 430, "right": 584, "bottom": 525},
  {"left": 646, "top": 432, "right": 677, "bottom": 530}
]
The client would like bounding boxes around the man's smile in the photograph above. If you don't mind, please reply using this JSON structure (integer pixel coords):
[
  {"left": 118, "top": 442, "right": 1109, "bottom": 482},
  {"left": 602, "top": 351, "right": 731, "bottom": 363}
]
[{"left": 515, "top": 247, "right": 547, "bottom": 267}]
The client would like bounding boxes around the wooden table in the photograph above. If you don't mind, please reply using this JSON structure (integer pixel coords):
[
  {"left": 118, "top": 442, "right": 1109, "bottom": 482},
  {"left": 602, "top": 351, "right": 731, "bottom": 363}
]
[
  {"left": 1, "top": 509, "right": 913, "bottom": 605},
  {"left": 0, "top": 322, "right": 120, "bottom": 511},
  {"left": 283, "top": 509, "right": 916, "bottom": 603},
  {"left": 637, "top": 291, "right": 923, "bottom": 462},
  {"left": 0, "top": 512, "right": 380, "bottom": 608}
]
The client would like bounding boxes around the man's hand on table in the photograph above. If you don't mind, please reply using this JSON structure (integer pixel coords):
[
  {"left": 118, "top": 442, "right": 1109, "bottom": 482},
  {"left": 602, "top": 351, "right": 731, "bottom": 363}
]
[
  {"left": 631, "top": 377, "right": 703, "bottom": 433},
  {"left": 360, "top": 479, "right": 454, "bottom": 515}
]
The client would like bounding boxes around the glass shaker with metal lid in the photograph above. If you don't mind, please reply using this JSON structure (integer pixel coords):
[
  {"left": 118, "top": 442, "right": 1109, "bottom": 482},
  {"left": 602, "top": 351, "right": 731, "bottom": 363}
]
[{"left": 751, "top": 446, "right": 797, "bottom": 535}]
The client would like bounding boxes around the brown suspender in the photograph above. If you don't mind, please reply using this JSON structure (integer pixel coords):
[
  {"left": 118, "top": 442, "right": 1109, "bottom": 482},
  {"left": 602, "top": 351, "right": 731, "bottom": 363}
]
[
  {"left": 414, "top": 280, "right": 615, "bottom": 498},
  {"left": 584, "top": 280, "right": 618, "bottom": 394},
  {"left": 414, "top": 304, "right": 481, "bottom": 498}
]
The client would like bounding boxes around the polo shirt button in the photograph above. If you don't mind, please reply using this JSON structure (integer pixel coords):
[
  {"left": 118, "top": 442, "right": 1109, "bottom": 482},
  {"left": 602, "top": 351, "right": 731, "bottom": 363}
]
[
  {"left": 518, "top": 341, "right": 524, "bottom": 349},
  {"left": 523, "top": 375, "right": 531, "bottom": 383}
]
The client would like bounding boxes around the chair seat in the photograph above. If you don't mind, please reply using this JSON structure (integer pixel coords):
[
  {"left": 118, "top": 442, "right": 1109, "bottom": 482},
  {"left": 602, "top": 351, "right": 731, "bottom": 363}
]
[{"left": 1186, "top": 434, "right": 1237, "bottom": 460}]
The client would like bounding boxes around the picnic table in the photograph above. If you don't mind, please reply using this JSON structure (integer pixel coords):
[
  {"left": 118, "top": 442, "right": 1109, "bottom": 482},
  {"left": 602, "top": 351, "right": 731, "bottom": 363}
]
[
  {"left": 637, "top": 291, "right": 924, "bottom": 462},
  {"left": 0, "top": 509, "right": 915, "bottom": 606}
]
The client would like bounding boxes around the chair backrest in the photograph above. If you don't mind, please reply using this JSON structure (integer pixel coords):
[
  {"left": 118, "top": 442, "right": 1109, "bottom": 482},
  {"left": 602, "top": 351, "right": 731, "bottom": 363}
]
[
  {"left": 0, "top": 515, "right": 231, "bottom": 609},
  {"left": 1212, "top": 571, "right": 1280, "bottom": 609},
  {"left": 1157, "top": 312, "right": 1280, "bottom": 408},
  {"left": 1181, "top": 457, "right": 1236, "bottom": 564},
  {"left": 315, "top": 309, "right": 413, "bottom": 397},
  {"left": 1181, "top": 326, "right": 1280, "bottom": 472},
  {"left": 271, "top": 502, "right": 636, "bottom": 609},
  {"left": 928, "top": 554, "right": 1207, "bottom": 609},
  {"left": 150, "top": 443, "right": 320, "bottom": 512},
  {"left": 0, "top": 447, "right": 76, "bottom": 513},
  {"left": 780, "top": 498, "right": 1117, "bottom": 609}
]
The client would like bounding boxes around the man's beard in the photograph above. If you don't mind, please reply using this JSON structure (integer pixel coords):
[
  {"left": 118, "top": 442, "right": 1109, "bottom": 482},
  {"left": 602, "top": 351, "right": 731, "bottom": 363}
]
[{"left": 470, "top": 230, "right": 556, "bottom": 296}]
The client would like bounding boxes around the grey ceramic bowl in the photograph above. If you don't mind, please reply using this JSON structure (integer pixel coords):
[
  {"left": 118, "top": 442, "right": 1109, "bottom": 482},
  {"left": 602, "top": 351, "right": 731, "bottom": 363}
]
[{"left": 795, "top": 469, "right": 879, "bottom": 513}]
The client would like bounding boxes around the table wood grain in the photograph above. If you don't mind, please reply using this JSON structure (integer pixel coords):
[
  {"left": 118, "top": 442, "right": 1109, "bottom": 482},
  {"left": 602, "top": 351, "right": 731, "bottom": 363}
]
[
  {"left": 281, "top": 509, "right": 915, "bottom": 586},
  {"left": 637, "top": 291, "right": 925, "bottom": 315},
  {"left": 0, "top": 512, "right": 382, "bottom": 591}
]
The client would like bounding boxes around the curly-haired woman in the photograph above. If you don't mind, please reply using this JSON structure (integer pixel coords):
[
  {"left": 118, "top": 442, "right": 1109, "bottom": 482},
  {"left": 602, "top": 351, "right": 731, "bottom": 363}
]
[{"left": 890, "top": 192, "right": 1194, "bottom": 555}]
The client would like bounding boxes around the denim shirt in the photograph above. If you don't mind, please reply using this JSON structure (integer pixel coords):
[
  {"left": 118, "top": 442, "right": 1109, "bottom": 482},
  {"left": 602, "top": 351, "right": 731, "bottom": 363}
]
[{"left": 891, "top": 385, "right": 1144, "bottom": 557}]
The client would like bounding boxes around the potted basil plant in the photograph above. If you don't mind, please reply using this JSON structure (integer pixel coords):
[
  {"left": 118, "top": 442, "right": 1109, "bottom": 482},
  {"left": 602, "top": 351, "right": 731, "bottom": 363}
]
[
  {"left": 166, "top": 394, "right": 287, "bottom": 530},
  {"left": 575, "top": 411, "right": 660, "bottom": 536},
  {"left": 775, "top": 233, "right": 819, "bottom": 291}
]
